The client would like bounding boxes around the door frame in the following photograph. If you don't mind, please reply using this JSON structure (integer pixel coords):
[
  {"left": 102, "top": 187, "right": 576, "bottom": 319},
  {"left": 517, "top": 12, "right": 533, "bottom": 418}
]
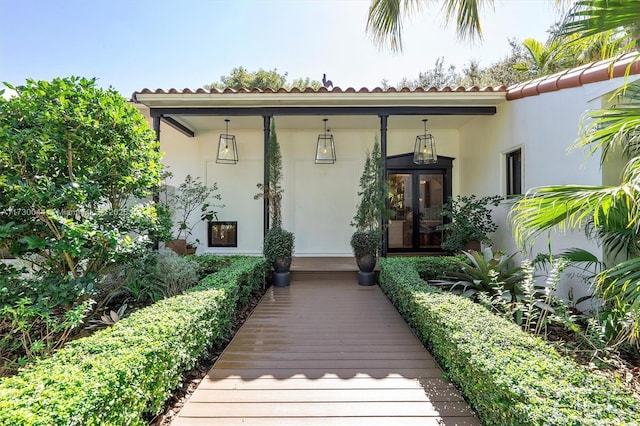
[{"left": 386, "top": 153, "right": 454, "bottom": 253}]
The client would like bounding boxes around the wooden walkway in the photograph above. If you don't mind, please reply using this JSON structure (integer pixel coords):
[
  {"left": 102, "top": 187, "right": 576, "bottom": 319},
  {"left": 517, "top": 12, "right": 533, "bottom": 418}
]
[{"left": 172, "top": 277, "right": 479, "bottom": 425}]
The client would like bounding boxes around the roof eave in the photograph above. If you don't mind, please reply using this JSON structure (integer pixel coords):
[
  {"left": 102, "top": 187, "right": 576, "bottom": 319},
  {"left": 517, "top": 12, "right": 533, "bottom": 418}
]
[{"left": 134, "top": 91, "right": 508, "bottom": 109}]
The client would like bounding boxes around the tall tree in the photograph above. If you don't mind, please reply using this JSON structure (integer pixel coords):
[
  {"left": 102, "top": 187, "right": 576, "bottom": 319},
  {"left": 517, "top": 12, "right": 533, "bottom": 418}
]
[{"left": 205, "top": 67, "right": 321, "bottom": 91}]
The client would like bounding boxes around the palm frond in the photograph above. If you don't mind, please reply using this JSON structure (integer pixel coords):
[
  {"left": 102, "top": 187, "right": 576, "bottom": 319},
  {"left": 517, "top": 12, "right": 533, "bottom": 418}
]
[
  {"left": 597, "top": 256, "right": 640, "bottom": 311},
  {"left": 586, "top": 204, "right": 640, "bottom": 258},
  {"left": 509, "top": 183, "right": 637, "bottom": 249},
  {"left": 366, "top": 0, "right": 425, "bottom": 52},
  {"left": 560, "top": 0, "right": 640, "bottom": 50},
  {"left": 440, "top": 0, "right": 493, "bottom": 42},
  {"left": 574, "top": 80, "right": 640, "bottom": 163}
]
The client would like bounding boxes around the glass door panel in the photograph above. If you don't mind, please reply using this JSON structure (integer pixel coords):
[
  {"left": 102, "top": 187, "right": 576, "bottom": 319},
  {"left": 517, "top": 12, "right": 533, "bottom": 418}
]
[
  {"left": 418, "top": 174, "right": 444, "bottom": 249},
  {"left": 388, "top": 173, "right": 413, "bottom": 249}
]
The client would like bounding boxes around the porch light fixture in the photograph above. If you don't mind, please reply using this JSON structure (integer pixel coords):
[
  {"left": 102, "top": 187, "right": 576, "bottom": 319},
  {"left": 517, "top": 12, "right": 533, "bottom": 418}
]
[
  {"left": 216, "top": 119, "right": 238, "bottom": 164},
  {"left": 315, "top": 118, "right": 336, "bottom": 164},
  {"left": 414, "top": 118, "right": 437, "bottom": 164}
]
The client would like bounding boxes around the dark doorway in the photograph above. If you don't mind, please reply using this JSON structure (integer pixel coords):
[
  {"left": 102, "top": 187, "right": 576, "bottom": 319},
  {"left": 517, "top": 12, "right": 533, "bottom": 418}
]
[{"left": 387, "top": 154, "right": 453, "bottom": 253}]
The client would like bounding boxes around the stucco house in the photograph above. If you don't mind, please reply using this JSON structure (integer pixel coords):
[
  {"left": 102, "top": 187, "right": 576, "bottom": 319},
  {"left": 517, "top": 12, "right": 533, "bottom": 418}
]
[{"left": 133, "top": 53, "right": 640, "bottom": 295}]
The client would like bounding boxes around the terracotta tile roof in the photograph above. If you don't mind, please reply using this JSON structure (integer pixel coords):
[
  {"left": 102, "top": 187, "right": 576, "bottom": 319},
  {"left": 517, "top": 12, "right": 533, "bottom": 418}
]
[
  {"left": 131, "top": 85, "right": 508, "bottom": 100},
  {"left": 506, "top": 52, "right": 640, "bottom": 101},
  {"left": 132, "top": 53, "right": 639, "bottom": 103}
]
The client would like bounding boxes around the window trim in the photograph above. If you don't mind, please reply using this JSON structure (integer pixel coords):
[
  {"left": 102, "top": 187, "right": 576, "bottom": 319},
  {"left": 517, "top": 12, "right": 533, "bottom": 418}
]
[{"left": 504, "top": 147, "right": 523, "bottom": 197}]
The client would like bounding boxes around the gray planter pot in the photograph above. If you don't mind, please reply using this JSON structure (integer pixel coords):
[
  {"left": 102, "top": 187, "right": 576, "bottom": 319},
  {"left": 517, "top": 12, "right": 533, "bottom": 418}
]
[
  {"left": 273, "top": 271, "right": 291, "bottom": 287},
  {"left": 273, "top": 257, "right": 292, "bottom": 273},
  {"left": 356, "top": 254, "right": 376, "bottom": 273},
  {"left": 356, "top": 254, "right": 377, "bottom": 286},
  {"left": 272, "top": 257, "right": 292, "bottom": 287}
]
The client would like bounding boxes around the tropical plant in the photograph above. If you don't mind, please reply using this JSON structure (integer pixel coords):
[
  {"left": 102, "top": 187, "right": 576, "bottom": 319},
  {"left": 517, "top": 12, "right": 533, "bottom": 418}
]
[
  {"left": 366, "top": 0, "right": 496, "bottom": 52},
  {"left": 105, "top": 249, "right": 200, "bottom": 305},
  {"left": 164, "top": 174, "right": 223, "bottom": 244},
  {"left": 350, "top": 137, "right": 392, "bottom": 258},
  {"left": 510, "top": 1, "right": 640, "bottom": 347},
  {"left": 437, "top": 194, "right": 502, "bottom": 252},
  {"left": 433, "top": 248, "right": 526, "bottom": 301},
  {"left": 515, "top": 37, "right": 573, "bottom": 77}
]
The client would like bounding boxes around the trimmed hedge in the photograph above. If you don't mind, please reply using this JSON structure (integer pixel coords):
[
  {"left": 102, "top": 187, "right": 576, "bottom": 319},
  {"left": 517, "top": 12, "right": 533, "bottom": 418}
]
[
  {"left": 379, "top": 257, "right": 640, "bottom": 426},
  {"left": 0, "top": 256, "right": 269, "bottom": 426},
  {"left": 405, "top": 254, "right": 469, "bottom": 281}
]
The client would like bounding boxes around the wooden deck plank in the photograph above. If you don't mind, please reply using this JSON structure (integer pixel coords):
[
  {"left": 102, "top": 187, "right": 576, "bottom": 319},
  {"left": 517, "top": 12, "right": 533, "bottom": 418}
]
[
  {"left": 173, "top": 416, "right": 480, "bottom": 426},
  {"left": 188, "top": 388, "right": 465, "bottom": 403},
  {"left": 197, "top": 377, "right": 457, "bottom": 390},
  {"left": 214, "top": 358, "right": 438, "bottom": 369},
  {"left": 217, "top": 351, "right": 432, "bottom": 361},
  {"left": 179, "top": 401, "right": 476, "bottom": 417},
  {"left": 172, "top": 278, "right": 478, "bottom": 424}
]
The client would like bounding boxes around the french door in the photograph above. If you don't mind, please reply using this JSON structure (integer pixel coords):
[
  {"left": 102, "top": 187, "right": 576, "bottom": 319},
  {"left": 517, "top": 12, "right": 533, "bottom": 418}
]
[{"left": 388, "top": 172, "right": 445, "bottom": 251}]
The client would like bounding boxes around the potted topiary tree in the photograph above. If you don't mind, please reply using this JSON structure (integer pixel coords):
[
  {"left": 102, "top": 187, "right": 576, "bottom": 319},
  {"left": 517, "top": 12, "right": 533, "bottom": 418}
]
[
  {"left": 437, "top": 194, "right": 502, "bottom": 253},
  {"left": 162, "top": 173, "right": 223, "bottom": 255},
  {"left": 350, "top": 137, "right": 392, "bottom": 286},
  {"left": 255, "top": 120, "right": 295, "bottom": 286}
]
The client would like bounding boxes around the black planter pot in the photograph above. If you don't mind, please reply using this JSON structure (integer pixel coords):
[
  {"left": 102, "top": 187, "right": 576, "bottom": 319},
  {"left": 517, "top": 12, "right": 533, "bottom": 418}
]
[
  {"left": 272, "top": 256, "right": 292, "bottom": 287},
  {"left": 273, "top": 257, "right": 292, "bottom": 273},
  {"left": 356, "top": 254, "right": 376, "bottom": 272},
  {"left": 273, "top": 271, "right": 291, "bottom": 287},
  {"left": 356, "top": 254, "right": 377, "bottom": 286}
]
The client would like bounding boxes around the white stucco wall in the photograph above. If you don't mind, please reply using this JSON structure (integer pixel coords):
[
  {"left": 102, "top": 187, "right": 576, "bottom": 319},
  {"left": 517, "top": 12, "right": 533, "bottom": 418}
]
[
  {"left": 458, "top": 76, "right": 636, "bottom": 299},
  {"left": 159, "top": 118, "right": 462, "bottom": 257}
]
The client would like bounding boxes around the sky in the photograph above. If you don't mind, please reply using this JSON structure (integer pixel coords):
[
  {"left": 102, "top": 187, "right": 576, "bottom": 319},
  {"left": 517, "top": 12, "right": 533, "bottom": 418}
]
[{"left": 1, "top": 0, "right": 564, "bottom": 98}]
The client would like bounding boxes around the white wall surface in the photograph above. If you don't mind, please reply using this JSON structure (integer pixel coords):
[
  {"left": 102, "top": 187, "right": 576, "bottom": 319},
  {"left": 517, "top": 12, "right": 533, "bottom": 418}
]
[
  {"left": 458, "top": 80, "right": 633, "bottom": 300},
  {"left": 160, "top": 119, "right": 462, "bottom": 257}
]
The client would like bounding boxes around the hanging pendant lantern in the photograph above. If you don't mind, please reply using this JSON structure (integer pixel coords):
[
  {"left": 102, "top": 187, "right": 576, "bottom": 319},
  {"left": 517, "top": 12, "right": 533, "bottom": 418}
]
[
  {"left": 315, "top": 118, "right": 336, "bottom": 164},
  {"left": 413, "top": 118, "right": 437, "bottom": 164},
  {"left": 216, "top": 119, "right": 238, "bottom": 164}
]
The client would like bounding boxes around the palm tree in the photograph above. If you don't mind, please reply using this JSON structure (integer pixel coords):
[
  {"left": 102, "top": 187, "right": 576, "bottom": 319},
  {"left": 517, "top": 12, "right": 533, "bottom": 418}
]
[
  {"left": 510, "top": 1, "right": 640, "bottom": 345},
  {"left": 515, "top": 37, "right": 571, "bottom": 77},
  {"left": 366, "top": 0, "right": 494, "bottom": 52},
  {"left": 365, "top": 0, "right": 578, "bottom": 53}
]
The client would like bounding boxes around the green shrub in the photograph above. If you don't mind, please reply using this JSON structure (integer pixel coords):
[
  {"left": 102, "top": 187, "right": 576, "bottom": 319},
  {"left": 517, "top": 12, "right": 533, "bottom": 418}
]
[
  {"left": 187, "top": 254, "right": 238, "bottom": 280},
  {"left": 409, "top": 254, "right": 468, "bottom": 281},
  {"left": 379, "top": 257, "right": 640, "bottom": 425},
  {"left": 0, "top": 256, "right": 268, "bottom": 425},
  {"left": 112, "top": 249, "right": 199, "bottom": 303},
  {"left": 262, "top": 227, "right": 294, "bottom": 262}
]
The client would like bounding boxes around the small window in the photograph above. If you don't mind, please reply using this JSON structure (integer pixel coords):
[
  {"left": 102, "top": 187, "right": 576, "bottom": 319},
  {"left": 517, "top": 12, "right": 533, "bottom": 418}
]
[
  {"left": 208, "top": 221, "right": 237, "bottom": 247},
  {"left": 506, "top": 149, "right": 522, "bottom": 196}
]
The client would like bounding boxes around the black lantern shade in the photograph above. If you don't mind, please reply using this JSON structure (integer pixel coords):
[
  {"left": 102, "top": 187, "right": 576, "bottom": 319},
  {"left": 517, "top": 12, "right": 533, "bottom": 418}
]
[
  {"left": 216, "top": 119, "right": 238, "bottom": 164},
  {"left": 315, "top": 118, "right": 336, "bottom": 164},
  {"left": 414, "top": 118, "right": 437, "bottom": 164}
]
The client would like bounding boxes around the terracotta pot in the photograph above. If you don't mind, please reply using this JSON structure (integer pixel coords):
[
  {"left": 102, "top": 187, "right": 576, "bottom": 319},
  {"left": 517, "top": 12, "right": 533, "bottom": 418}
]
[{"left": 165, "top": 239, "right": 188, "bottom": 256}]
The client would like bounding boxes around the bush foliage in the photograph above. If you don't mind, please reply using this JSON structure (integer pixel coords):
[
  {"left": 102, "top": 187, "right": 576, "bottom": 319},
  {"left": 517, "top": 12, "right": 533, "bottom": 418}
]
[
  {"left": 0, "top": 256, "right": 268, "bottom": 425},
  {"left": 379, "top": 257, "right": 640, "bottom": 425}
]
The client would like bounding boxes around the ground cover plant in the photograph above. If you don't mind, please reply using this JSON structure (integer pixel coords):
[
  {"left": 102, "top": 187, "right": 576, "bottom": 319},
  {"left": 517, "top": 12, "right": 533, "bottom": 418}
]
[
  {"left": 0, "top": 256, "right": 268, "bottom": 425},
  {"left": 379, "top": 257, "right": 640, "bottom": 425}
]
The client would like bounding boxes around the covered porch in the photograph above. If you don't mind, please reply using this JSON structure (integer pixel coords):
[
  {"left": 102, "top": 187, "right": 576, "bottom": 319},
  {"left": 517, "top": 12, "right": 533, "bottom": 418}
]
[{"left": 133, "top": 87, "right": 507, "bottom": 257}]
